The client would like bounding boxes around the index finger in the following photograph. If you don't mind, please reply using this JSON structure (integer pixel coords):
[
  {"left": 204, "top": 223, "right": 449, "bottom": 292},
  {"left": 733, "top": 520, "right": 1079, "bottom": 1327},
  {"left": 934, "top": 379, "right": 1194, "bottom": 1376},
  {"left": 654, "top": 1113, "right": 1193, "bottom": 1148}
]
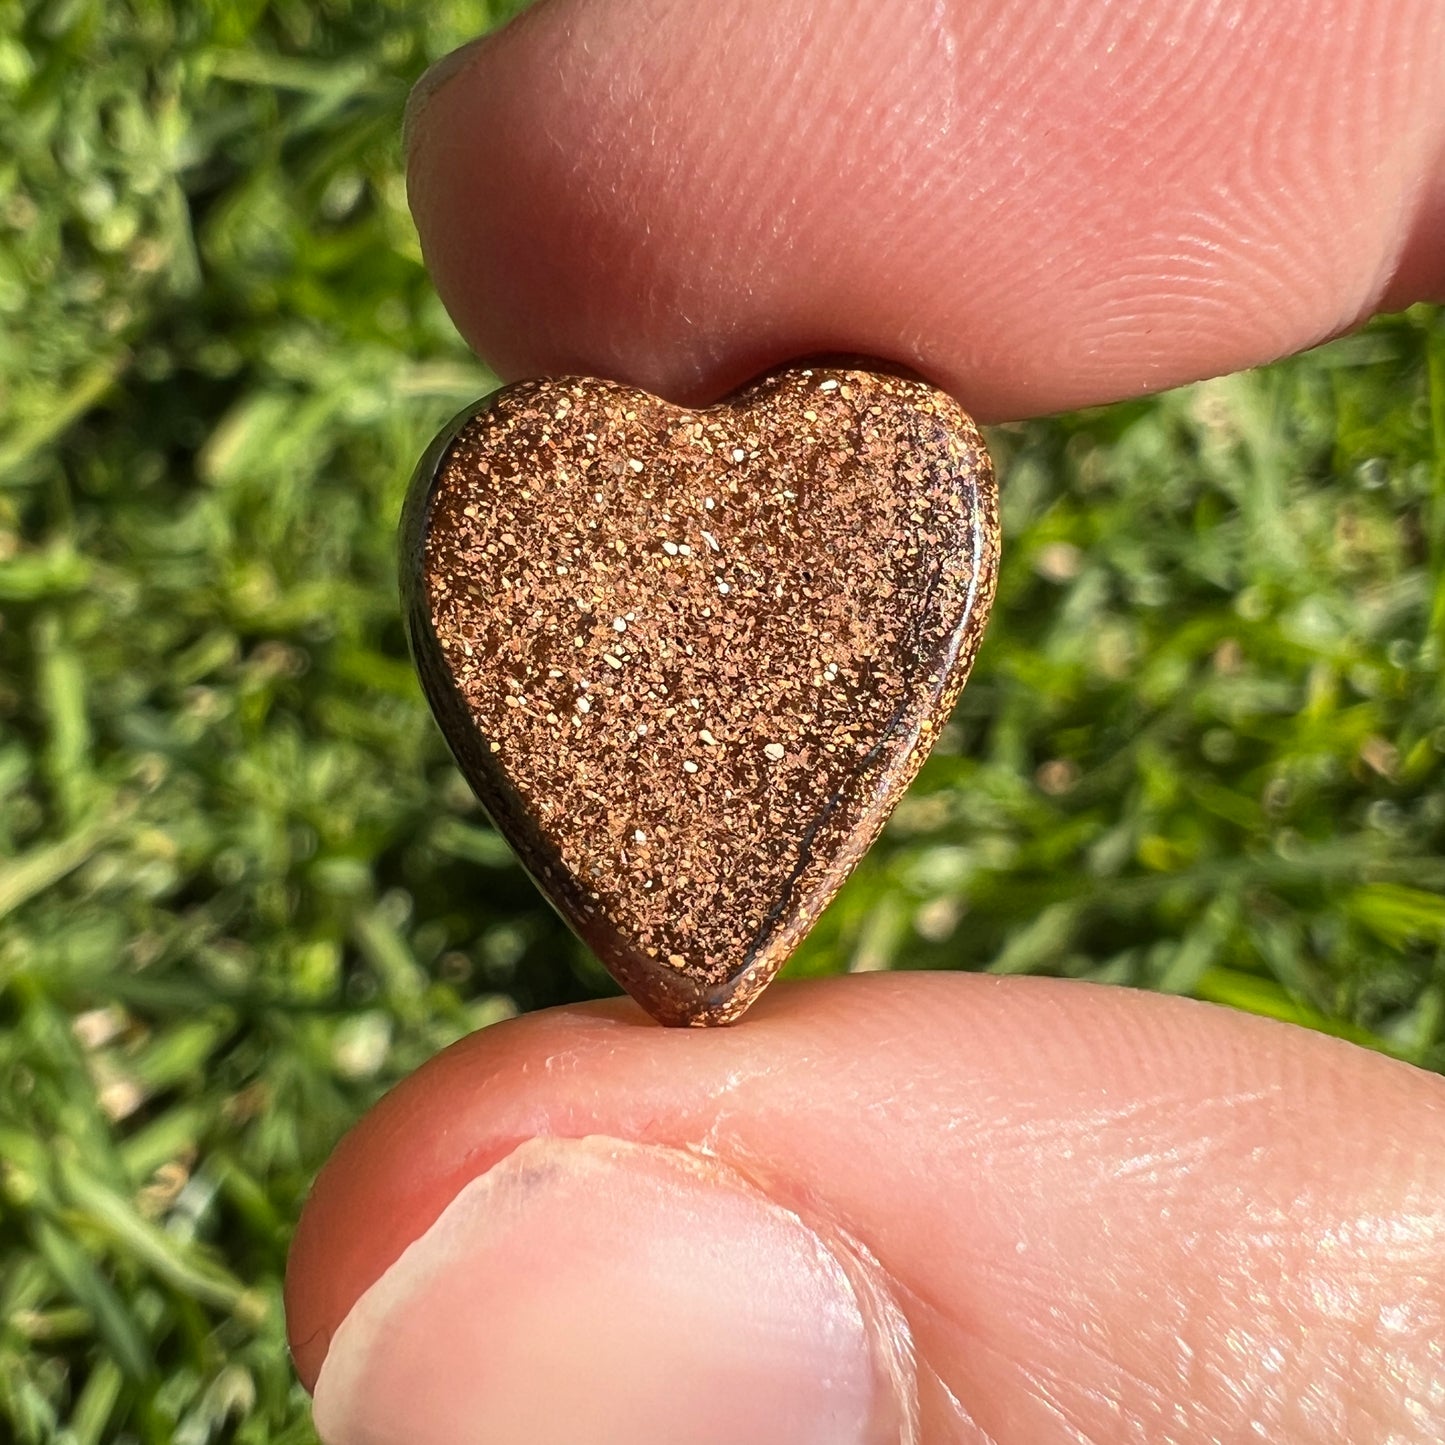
[{"left": 404, "top": 0, "right": 1445, "bottom": 421}]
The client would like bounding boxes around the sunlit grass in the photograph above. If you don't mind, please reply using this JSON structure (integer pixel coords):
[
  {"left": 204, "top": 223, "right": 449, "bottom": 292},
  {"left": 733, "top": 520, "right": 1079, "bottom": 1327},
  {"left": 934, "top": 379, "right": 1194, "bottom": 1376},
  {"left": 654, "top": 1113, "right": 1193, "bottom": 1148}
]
[{"left": 1, "top": 0, "right": 1442, "bottom": 1439}]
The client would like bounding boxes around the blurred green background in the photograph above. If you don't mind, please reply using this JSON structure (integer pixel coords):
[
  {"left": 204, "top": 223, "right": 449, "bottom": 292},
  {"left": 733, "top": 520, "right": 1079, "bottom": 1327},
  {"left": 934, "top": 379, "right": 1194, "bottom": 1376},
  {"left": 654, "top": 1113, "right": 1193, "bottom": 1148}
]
[{"left": 2, "top": 0, "right": 1444, "bottom": 1439}]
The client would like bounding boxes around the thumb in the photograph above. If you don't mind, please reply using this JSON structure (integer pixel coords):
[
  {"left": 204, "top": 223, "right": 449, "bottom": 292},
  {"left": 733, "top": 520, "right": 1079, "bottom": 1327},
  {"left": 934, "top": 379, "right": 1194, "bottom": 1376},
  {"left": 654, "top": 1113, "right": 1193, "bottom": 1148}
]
[{"left": 285, "top": 974, "right": 1445, "bottom": 1444}]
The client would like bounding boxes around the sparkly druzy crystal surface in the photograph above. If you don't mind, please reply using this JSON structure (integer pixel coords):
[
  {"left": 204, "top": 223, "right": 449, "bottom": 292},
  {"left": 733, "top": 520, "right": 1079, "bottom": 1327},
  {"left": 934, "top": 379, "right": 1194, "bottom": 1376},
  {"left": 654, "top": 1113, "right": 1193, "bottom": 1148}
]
[{"left": 402, "top": 364, "right": 999, "bottom": 1025}]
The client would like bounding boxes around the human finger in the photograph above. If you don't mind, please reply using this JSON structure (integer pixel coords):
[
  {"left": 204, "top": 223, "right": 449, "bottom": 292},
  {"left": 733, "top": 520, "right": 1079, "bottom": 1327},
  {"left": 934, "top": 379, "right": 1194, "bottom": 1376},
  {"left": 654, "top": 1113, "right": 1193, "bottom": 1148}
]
[
  {"left": 404, "top": 0, "right": 1445, "bottom": 420},
  {"left": 286, "top": 973, "right": 1445, "bottom": 1443}
]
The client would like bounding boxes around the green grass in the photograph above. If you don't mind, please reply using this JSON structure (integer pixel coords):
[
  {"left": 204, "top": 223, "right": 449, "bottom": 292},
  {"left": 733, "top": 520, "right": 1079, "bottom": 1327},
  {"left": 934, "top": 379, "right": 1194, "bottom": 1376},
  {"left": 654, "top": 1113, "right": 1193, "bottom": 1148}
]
[{"left": 1, "top": 0, "right": 1443, "bottom": 1439}]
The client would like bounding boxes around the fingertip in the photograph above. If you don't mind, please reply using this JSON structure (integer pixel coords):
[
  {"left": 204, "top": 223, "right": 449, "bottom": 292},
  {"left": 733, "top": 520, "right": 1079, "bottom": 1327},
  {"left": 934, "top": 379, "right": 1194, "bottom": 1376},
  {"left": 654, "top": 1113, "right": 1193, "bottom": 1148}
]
[
  {"left": 288, "top": 973, "right": 1445, "bottom": 1445},
  {"left": 406, "top": 0, "right": 1445, "bottom": 418}
]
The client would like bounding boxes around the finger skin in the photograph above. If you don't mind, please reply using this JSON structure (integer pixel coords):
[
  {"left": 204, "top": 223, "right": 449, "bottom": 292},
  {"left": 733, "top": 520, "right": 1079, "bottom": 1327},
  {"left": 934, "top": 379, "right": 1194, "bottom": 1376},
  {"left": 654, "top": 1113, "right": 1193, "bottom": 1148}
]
[
  {"left": 405, "top": 0, "right": 1445, "bottom": 421},
  {"left": 286, "top": 974, "right": 1445, "bottom": 1441}
]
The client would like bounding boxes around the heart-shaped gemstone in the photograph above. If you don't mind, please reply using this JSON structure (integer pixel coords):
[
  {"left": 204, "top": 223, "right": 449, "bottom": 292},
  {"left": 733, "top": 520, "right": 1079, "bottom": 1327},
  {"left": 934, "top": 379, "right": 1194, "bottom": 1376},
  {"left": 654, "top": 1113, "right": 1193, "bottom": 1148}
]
[{"left": 402, "top": 363, "right": 998, "bottom": 1025}]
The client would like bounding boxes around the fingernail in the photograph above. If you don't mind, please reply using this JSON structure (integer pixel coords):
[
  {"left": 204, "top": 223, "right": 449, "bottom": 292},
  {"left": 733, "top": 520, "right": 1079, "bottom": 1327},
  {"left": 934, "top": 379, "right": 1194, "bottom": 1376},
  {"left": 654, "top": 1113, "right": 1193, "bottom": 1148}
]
[
  {"left": 402, "top": 36, "right": 489, "bottom": 155},
  {"left": 311, "top": 1136, "right": 914, "bottom": 1445}
]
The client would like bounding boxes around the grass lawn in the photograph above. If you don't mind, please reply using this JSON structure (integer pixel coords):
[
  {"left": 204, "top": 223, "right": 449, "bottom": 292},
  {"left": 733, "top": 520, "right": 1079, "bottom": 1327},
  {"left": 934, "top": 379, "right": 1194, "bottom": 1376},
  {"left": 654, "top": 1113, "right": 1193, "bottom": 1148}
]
[{"left": 2, "top": 0, "right": 1444, "bottom": 1439}]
